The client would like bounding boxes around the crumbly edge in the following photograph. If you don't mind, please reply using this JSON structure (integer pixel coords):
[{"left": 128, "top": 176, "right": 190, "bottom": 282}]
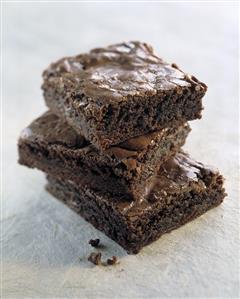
[{"left": 43, "top": 80, "right": 204, "bottom": 150}]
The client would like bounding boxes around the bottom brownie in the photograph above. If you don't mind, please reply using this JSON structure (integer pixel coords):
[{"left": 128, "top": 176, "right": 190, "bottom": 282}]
[{"left": 45, "top": 152, "right": 226, "bottom": 254}]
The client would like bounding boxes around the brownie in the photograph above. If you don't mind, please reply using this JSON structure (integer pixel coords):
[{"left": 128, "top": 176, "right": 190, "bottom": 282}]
[
  {"left": 45, "top": 152, "right": 226, "bottom": 254},
  {"left": 42, "top": 41, "right": 207, "bottom": 150},
  {"left": 18, "top": 111, "right": 190, "bottom": 200}
]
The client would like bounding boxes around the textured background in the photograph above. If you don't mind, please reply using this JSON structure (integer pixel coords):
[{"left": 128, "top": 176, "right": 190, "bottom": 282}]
[{"left": 2, "top": 2, "right": 239, "bottom": 298}]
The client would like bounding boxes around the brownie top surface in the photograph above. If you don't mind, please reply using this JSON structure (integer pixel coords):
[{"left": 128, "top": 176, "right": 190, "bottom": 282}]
[
  {"left": 19, "top": 111, "right": 88, "bottom": 148},
  {"left": 116, "top": 151, "right": 220, "bottom": 216},
  {"left": 56, "top": 149, "right": 221, "bottom": 218},
  {"left": 19, "top": 111, "right": 185, "bottom": 160},
  {"left": 43, "top": 41, "right": 207, "bottom": 103}
]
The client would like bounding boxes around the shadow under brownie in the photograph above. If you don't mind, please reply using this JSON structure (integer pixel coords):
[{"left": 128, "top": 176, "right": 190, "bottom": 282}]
[
  {"left": 45, "top": 151, "right": 226, "bottom": 254},
  {"left": 42, "top": 41, "right": 207, "bottom": 150},
  {"left": 18, "top": 111, "right": 190, "bottom": 200}
]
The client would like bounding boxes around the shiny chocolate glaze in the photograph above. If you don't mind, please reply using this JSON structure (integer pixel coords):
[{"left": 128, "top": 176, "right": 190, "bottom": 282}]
[
  {"left": 117, "top": 152, "right": 219, "bottom": 216},
  {"left": 43, "top": 41, "right": 207, "bottom": 103}
]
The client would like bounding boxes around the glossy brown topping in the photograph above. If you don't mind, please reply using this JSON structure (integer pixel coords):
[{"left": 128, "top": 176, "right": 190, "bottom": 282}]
[
  {"left": 44, "top": 41, "right": 206, "bottom": 102},
  {"left": 20, "top": 111, "right": 180, "bottom": 160},
  {"left": 120, "top": 152, "right": 218, "bottom": 216},
  {"left": 105, "top": 130, "right": 167, "bottom": 158},
  {"left": 105, "top": 147, "right": 138, "bottom": 159},
  {"left": 144, "top": 152, "right": 203, "bottom": 196},
  {"left": 20, "top": 112, "right": 88, "bottom": 148},
  {"left": 117, "top": 131, "right": 163, "bottom": 151}
]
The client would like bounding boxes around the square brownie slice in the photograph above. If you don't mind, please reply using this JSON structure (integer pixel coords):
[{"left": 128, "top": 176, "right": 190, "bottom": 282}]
[
  {"left": 18, "top": 111, "right": 190, "bottom": 200},
  {"left": 42, "top": 41, "right": 207, "bottom": 150},
  {"left": 45, "top": 151, "right": 226, "bottom": 254}
]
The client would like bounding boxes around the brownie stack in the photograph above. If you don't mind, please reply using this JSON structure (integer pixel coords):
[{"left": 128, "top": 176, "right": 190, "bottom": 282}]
[{"left": 18, "top": 42, "right": 226, "bottom": 253}]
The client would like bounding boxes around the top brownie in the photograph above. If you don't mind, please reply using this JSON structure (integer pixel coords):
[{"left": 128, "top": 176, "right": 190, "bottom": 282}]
[{"left": 42, "top": 41, "right": 207, "bottom": 150}]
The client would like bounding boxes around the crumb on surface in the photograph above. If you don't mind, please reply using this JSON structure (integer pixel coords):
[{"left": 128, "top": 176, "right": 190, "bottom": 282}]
[
  {"left": 89, "top": 238, "right": 100, "bottom": 247},
  {"left": 88, "top": 252, "right": 102, "bottom": 265},
  {"left": 107, "top": 256, "right": 117, "bottom": 265}
]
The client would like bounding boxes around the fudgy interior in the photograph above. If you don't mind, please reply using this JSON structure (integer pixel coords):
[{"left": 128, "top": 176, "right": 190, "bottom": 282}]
[{"left": 46, "top": 85, "right": 203, "bottom": 150}]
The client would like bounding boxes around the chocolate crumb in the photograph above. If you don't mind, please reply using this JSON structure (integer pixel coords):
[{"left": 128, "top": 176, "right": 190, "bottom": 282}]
[
  {"left": 88, "top": 252, "right": 102, "bottom": 265},
  {"left": 107, "top": 256, "right": 117, "bottom": 265},
  {"left": 89, "top": 238, "right": 100, "bottom": 247},
  {"left": 171, "top": 63, "right": 179, "bottom": 69}
]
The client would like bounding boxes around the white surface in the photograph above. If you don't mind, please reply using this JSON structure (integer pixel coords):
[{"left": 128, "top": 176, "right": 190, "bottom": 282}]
[{"left": 2, "top": 2, "right": 239, "bottom": 298}]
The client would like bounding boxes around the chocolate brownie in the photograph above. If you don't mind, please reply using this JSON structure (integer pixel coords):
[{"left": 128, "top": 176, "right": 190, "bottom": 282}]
[
  {"left": 42, "top": 41, "right": 207, "bottom": 150},
  {"left": 45, "top": 152, "right": 226, "bottom": 254},
  {"left": 18, "top": 111, "right": 190, "bottom": 200}
]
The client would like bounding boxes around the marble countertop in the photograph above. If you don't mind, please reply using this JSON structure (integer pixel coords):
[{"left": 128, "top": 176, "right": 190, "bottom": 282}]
[{"left": 2, "top": 2, "right": 239, "bottom": 298}]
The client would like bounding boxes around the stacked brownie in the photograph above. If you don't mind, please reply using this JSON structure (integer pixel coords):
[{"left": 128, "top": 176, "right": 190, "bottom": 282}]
[{"left": 18, "top": 41, "right": 226, "bottom": 253}]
